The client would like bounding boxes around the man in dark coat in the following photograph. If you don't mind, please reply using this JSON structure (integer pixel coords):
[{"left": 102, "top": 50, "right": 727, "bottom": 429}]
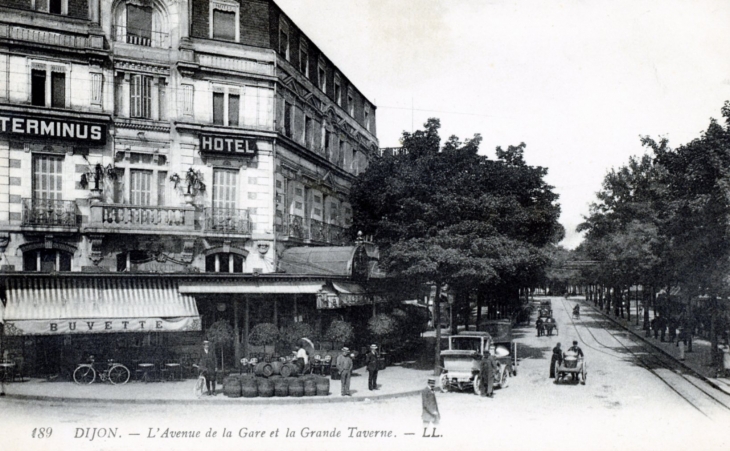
[
  {"left": 422, "top": 378, "right": 440, "bottom": 427},
  {"left": 566, "top": 340, "right": 584, "bottom": 381},
  {"left": 549, "top": 342, "right": 563, "bottom": 378},
  {"left": 335, "top": 347, "right": 353, "bottom": 396},
  {"left": 365, "top": 344, "right": 380, "bottom": 390},
  {"left": 536, "top": 317, "right": 544, "bottom": 337},
  {"left": 479, "top": 348, "right": 499, "bottom": 397},
  {"left": 198, "top": 340, "right": 217, "bottom": 395}
]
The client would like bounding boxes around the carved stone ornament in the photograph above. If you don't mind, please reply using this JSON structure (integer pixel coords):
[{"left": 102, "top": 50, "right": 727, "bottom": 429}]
[
  {"left": 257, "top": 242, "right": 270, "bottom": 255},
  {"left": 89, "top": 234, "right": 104, "bottom": 265}
]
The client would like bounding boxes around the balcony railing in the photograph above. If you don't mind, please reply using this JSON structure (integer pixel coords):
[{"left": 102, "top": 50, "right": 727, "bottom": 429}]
[
  {"left": 203, "top": 208, "right": 251, "bottom": 234},
  {"left": 21, "top": 198, "right": 78, "bottom": 227},
  {"left": 89, "top": 204, "right": 194, "bottom": 231},
  {"left": 113, "top": 26, "right": 169, "bottom": 48},
  {"left": 278, "top": 215, "right": 350, "bottom": 245}
]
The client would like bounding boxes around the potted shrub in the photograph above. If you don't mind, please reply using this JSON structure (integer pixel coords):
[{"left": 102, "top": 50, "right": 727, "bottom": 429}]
[
  {"left": 170, "top": 168, "right": 206, "bottom": 205},
  {"left": 368, "top": 313, "right": 398, "bottom": 369},
  {"left": 280, "top": 322, "right": 314, "bottom": 352},
  {"left": 80, "top": 163, "right": 117, "bottom": 203},
  {"left": 248, "top": 323, "right": 279, "bottom": 355},
  {"left": 324, "top": 320, "right": 354, "bottom": 350}
]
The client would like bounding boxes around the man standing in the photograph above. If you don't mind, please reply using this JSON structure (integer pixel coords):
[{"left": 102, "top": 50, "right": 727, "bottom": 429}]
[
  {"left": 536, "top": 317, "right": 544, "bottom": 337},
  {"left": 567, "top": 340, "right": 583, "bottom": 381},
  {"left": 198, "top": 340, "right": 217, "bottom": 396},
  {"left": 365, "top": 344, "right": 380, "bottom": 390},
  {"left": 296, "top": 342, "right": 309, "bottom": 374},
  {"left": 549, "top": 342, "right": 562, "bottom": 378},
  {"left": 422, "top": 378, "right": 440, "bottom": 427},
  {"left": 479, "top": 347, "right": 498, "bottom": 397},
  {"left": 335, "top": 347, "right": 353, "bottom": 396}
]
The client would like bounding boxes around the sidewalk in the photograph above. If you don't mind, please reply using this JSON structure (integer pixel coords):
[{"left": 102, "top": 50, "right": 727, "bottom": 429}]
[
  {"left": 577, "top": 297, "right": 730, "bottom": 396},
  {"left": 0, "top": 365, "right": 430, "bottom": 404}
]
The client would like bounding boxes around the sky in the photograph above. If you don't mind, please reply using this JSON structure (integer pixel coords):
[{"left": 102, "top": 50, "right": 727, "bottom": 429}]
[{"left": 276, "top": 0, "right": 730, "bottom": 249}]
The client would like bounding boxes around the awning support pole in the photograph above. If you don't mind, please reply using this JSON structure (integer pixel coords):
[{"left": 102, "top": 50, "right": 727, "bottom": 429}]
[
  {"left": 244, "top": 296, "right": 249, "bottom": 358},
  {"left": 293, "top": 295, "right": 298, "bottom": 322},
  {"left": 273, "top": 298, "right": 278, "bottom": 327},
  {"left": 234, "top": 299, "right": 241, "bottom": 367}
]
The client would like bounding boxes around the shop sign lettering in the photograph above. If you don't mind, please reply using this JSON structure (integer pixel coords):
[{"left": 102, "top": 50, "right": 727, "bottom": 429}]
[
  {"left": 0, "top": 115, "right": 107, "bottom": 144},
  {"left": 199, "top": 134, "right": 256, "bottom": 155},
  {"left": 3, "top": 317, "right": 201, "bottom": 335}
]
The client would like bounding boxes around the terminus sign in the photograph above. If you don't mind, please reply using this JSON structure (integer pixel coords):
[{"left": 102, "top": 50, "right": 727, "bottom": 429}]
[
  {"left": 3, "top": 317, "right": 200, "bottom": 335},
  {"left": 0, "top": 115, "right": 107, "bottom": 144},
  {"left": 199, "top": 133, "right": 257, "bottom": 155}
]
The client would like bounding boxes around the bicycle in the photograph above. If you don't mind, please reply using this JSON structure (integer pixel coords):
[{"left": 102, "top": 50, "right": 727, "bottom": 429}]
[
  {"left": 73, "top": 356, "right": 130, "bottom": 385},
  {"left": 192, "top": 364, "right": 206, "bottom": 397}
]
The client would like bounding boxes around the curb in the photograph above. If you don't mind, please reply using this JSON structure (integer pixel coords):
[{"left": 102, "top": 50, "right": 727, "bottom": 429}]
[
  {"left": 581, "top": 299, "right": 730, "bottom": 395},
  {"left": 0, "top": 388, "right": 422, "bottom": 405}
]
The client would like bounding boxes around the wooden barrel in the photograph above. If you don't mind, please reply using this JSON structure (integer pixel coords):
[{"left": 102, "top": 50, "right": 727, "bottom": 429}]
[
  {"left": 254, "top": 362, "right": 274, "bottom": 378},
  {"left": 303, "top": 378, "right": 317, "bottom": 397},
  {"left": 257, "top": 378, "right": 274, "bottom": 397},
  {"left": 315, "top": 376, "right": 330, "bottom": 396},
  {"left": 241, "top": 377, "right": 258, "bottom": 398},
  {"left": 280, "top": 362, "right": 298, "bottom": 378},
  {"left": 270, "top": 361, "right": 283, "bottom": 375},
  {"left": 273, "top": 378, "right": 289, "bottom": 397},
  {"left": 223, "top": 376, "right": 242, "bottom": 398}
]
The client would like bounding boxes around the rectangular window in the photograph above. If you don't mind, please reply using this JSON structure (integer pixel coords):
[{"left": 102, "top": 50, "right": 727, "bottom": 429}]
[
  {"left": 49, "top": 0, "right": 62, "bottom": 15},
  {"left": 213, "top": 9, "right": 236, "bottom": 41},
  {"left": 348, "top": 92, "right": 354, "bottom": 116},
  {"left": 157, "top": 171, "right": 167, "bottom": 206},
  {"left": 130, "top": 74, "right": 152, "bottom": 119},
  {"left": 339, "top": 140, "right": 345, "bottom": 166},
  {"left": 33, "top": 154, "right": 63, "bottom": 200},
  {"left": 113, "top": 168, "right": 125, "bottom": 203},
  {"left": 334, "top": 79, "right": 341, "bottom": 106},
  {"left": 51, "top": 72, "right": 65, "bottom": 108},
  {"left": 213, "top": 169, "right": 238, "bottom": 210},
  {"left": 365, "top": 107, "right": 371, "bottom": 132},
  {"left": 304, "top": 116, "right": 311, "bottom": 147},
  {"left": 213, "top": 92, "right": 225, "bottom": 125},
  {"left": 299, "top": 48, "right": 309, "bottom": 76},
  {"left": 318, "top": 66, "right": 326, "bottom": 92},
  {"left": 325, "top": 130, "right": 331, "bottom": 158},
  {"left": 31, "top": 69, "right": 46, "bottom": 107},
  {"left": 130, "top": 170, "right": 152, "bottom": 206},
  {"left": 284, "top": 101, "right": 293, "bottom": 137},
  {"left": 90, "top": 73, "right": 103, "bottom": 105},
  {"left": 228, "top": 94, "right": 240, "bottom": 126},
  {"left": 181, "top": 84, "right": 194, "bottom": 116},
  {"left": 279, "top": 29, "right": 289, "bottom": 60}
]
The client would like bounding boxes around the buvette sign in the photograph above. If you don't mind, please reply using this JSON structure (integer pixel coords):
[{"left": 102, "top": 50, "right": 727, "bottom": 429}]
[
  {"left": 0, "top": 115, "right": 107, "bottom": 144},
  {"left": 199, "top": 134, "right": 256, "bottom": 155},
  {"left": 3, "top": 317, "right": 201, "bottom": 335}
]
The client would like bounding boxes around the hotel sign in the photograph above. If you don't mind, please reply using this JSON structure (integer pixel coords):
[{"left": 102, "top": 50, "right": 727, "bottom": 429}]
[
  {"left": 199, "top": 133, "right": 257, "bottom": 155},
  {"left": 0, "top": 115, "right": 107, "bottom": 145}
]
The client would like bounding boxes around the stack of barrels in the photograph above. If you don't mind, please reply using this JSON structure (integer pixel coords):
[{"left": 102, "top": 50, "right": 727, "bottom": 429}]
[{"left": 221, "top": 360, "right": 330, "bottom": 398}]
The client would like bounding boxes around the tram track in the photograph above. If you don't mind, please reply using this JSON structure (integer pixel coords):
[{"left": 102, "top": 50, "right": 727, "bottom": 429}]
[{"left": 556, "top": 296, "right": 730, "bottom": 419}]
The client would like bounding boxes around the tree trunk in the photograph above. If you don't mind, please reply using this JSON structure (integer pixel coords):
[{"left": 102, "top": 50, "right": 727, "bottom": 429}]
[
  {"left": 644, "top": 287, "right": 652, "bottom": 336},
  {"left": 476, "top": 287, "right": 483, "bottom": 326},
  {"left": 710, "top": 296, "right": 719, "bottom": 370},
  {"left": 434, "top": 282, "right": 443, "bottom": 376}
]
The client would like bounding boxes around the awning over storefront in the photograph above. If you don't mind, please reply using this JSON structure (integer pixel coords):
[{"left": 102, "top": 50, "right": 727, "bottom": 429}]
[
  {"left": 316, "top": 282, "right": 386, "bottom": 309},
  {"left": 1, "top": 277, "right": 200, "bottom": 336},
  {"left": 178, "top": 280, "right": 326, "bottom": 294}
]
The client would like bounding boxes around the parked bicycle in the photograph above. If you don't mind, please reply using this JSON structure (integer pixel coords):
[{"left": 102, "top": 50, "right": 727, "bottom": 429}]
[{"left": 73, "top": 356, "right": 130, "bottom": 385}]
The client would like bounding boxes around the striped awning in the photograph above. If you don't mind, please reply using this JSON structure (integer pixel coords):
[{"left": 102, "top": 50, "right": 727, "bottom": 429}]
[{"left": 1, "top": 277, "right": 200, "bottom": 336}]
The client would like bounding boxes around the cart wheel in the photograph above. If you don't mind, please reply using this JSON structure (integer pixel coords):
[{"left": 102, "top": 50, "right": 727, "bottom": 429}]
[
  {"left": 439, "top": 373, "right": 451, "bottom": 393},
  {"left": 554, "top": 362, "right": 560, "bottom": 381},
  {"left": 473, "top": 375, "right": 483, "bottom": 396}
]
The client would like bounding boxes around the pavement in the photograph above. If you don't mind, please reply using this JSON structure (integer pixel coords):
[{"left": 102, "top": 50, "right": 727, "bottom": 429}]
[
  {"left": 573, "top": 296, "right": 730, "bottom": 396},
  {"left": 0, "top": 364, "right": 431, "bottom": 404}
]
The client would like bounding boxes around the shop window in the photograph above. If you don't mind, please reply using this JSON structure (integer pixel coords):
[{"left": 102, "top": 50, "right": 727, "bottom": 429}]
[
  {"left": 205, "top": 253, "right": 244, "bottom": 273},
  {"left": 23, "top": 249, "right": 72, "bottom": 272}
]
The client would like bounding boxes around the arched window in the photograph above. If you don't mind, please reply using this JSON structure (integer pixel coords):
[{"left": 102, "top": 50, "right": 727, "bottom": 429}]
[
  {"left": 23, "top": 249, "right": 72, "bottom": 272},
  {"left": 114, "top": 1, "right": 169, "bottom": 48},
  {"left": 205, "top": 253, "right": 245, "bottom": 273}
]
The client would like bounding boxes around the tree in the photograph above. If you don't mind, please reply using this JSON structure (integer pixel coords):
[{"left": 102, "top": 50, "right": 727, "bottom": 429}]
[
  {"left": 205, "top": 320, "right": 234, "bottom": 372},
  {"left": 351, "top": 119, "right": 563, "bottom": 374}
]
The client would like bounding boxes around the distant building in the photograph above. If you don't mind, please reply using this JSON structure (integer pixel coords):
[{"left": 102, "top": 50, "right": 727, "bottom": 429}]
[{"left": 0, "top": 0, "right": 380, "bottom": 374}]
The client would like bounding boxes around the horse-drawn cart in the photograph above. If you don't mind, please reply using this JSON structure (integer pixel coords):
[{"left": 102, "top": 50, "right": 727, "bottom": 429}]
[{"left": 554, "top": 352, "right": 586, "bottom": 384}]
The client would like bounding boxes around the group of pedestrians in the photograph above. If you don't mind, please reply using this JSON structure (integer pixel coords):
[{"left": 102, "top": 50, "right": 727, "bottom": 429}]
[
  {"left": 536, "top": 316, "right": 557, "bottom": 336},
  {"left": 335, "top": 344, "right": 380, "bottom": 396},
  {"left": 549, "top": 340, "right": 584, "bottom": 380}
]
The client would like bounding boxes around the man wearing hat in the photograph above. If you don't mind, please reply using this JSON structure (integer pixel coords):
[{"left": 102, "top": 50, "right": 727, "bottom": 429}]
[
  {"left": 422, "top": 378, "right": 440, "bottom": 427},
  {"left": 335, "top": 347, "right": 353, "bottom": 396},
  {"left": 365, "top": 344, "right": 380, "bottom": 390},
  {"left": 566, "top": 340, "right": 584, "bottom": 381},
  {"left": 198, "top": 340, "right": 218, "bottom": 396}
]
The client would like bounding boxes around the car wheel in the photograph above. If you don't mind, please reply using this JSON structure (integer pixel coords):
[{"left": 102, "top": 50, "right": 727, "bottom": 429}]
[
  {"left": 500, "top": 369, "right": 509, "bottom": 388},
  {"left": 473, "top": 375, "right": 482, "bottom": 396},
  {"left": 439, "top": 373, "right": 451, "bottom": 393}
]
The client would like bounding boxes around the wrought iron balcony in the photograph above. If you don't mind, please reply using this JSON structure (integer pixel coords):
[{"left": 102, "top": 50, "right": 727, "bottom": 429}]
[
  {"left": 89, "top": 204, "right": 195, "bottom": 231},
  {"left": 21, "top": 198, "right": 78, "bottom": 227},
  {"left": 278, "top": 215, "right": 350, "bottom": 245},
  {"left": 204, "top": 208, "right": 251, "bottom": 234},
  {"left": 113, "top": 26, "right": 169, "bottom": 48}
]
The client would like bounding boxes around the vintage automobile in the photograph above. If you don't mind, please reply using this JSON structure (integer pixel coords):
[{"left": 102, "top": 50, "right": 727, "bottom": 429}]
[
  {"left": 439, "top": 331, "right": 510, "bottom": 394},
  {"left": 477, "top": 319, "right": 518, "bottom": 376}
]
